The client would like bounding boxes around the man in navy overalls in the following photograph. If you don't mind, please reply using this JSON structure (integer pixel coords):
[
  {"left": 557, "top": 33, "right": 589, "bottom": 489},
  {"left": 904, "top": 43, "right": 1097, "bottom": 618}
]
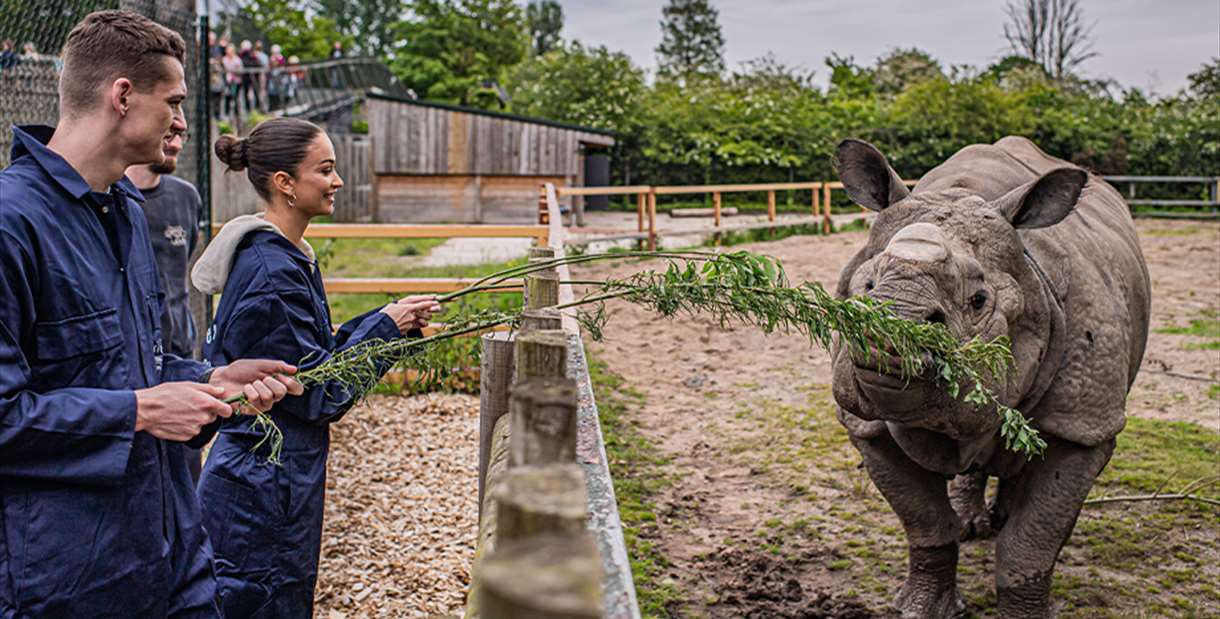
[{"left": 0, "top": 11, "right": 301, "bottom": 617}]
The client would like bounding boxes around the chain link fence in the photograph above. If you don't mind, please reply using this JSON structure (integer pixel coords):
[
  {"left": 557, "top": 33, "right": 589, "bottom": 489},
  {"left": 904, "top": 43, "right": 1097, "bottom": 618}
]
[{"left": 0, "top": 0, "right": 205, "bottom": 188}]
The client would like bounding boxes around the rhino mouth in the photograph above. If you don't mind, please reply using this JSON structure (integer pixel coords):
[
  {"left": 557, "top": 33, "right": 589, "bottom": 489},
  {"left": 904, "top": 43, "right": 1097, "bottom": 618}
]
[
  {"left": 850, "top": 349, "right": 936, "bottom": 382},
  {"left": 850, "top": 350, "right": 938, "bottom": 416}
]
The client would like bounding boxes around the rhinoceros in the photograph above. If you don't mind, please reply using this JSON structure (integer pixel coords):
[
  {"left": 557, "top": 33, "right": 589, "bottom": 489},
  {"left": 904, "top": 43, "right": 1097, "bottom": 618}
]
[{"left": 830, "top": 136, "right": 1151, "bottom": 618}]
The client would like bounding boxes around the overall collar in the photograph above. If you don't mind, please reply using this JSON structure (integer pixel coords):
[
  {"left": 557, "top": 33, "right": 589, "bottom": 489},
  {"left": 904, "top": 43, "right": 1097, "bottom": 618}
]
[{"left": 11, "top": 125, "right": 145, "bottom": 203}]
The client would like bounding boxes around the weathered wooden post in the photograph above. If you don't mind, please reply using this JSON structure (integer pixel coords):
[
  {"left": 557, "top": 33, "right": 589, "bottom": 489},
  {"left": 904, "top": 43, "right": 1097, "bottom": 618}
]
[
  {"left": 477, "top": 331, "right": 515, "bottom": 519},
  {"left": 537, "top": 185, "right": 549, "bottom": 225},
  {"left": 811, "top": 183, "right": 820, "bottom": 221},
  {"left": 493, "top": 463, "right": 587, "bottom": 543},
  {"left": 824, "top": 184, "right": 834, "bottom": 234},
  {"left": 509, "top": 377, "right": 578, "bottom": 466},
  {"left": 520, "top": 308, "right": 562, "bottom": 332},
  {"left": 636, "top": 192, "right": 646, "bottom": 234},
  {"left": 513, "top": 329, "right": 567, "bottom": 383},
  {"left": 524, "top": 247, "right": 559, "bottom": 311},
  {"left": 647, "top": 189, "right": 657, "bottom": 251},
  {"left": 713, "top": 191, "right": 722, "bottom": 228},
  {"left": 481, "top": 533, "right": 602, "bottom": 618},
  {"left": 767, "top": 189, "right": 777, "bottom": 223},
  {"left": 528, "top": 246, "right": 555, "bottom": 262}
]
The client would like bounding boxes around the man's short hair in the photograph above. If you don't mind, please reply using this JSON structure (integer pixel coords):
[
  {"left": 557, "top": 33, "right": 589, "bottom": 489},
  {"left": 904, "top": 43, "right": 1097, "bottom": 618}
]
[{"left": 59, "top": 10, "right": 186, "bottom": 117}]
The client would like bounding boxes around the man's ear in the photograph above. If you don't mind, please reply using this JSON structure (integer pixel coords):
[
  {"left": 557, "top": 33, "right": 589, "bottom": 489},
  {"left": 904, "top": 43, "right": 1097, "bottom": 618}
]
[
  {"left": 992, "top": 168, "right": 1087, "bottom": 229},
  {"left": 110, "top": 78, "right": 135, "bottom": 117},
  {"left": 834, "top": 138, "right": 910, "bottom": 212}
]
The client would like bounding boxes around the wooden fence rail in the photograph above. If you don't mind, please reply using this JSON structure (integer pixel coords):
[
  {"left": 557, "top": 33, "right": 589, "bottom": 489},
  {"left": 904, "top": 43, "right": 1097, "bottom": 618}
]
[
  {"left": 551, "top": 175, "right": 1218, "bottom": 248},
  {"left": 207, "top": 222, "right": 548, "bottom": 295},
  {"left": 550, "top": 180, "right": 926, "bottom": 250}
]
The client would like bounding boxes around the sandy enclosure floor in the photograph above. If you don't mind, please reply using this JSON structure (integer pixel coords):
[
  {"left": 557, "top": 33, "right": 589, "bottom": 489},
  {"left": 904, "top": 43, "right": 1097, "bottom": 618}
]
[{"left": 576, "top": 219, "right": 1219, "bottom": 617}]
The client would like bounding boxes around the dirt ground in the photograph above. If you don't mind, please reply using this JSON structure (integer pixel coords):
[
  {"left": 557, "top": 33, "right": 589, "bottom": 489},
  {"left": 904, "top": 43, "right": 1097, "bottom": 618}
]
[
  {"left": 309, "top": 219, "right": 1216, "bottom": 617},
  {"left": 578, "top": 218, "right": 1219, "bottom": 617}
]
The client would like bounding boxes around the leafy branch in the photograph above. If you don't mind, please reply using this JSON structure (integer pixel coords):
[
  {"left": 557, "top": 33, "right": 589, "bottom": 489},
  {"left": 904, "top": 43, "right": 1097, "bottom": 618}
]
[{"left": 231, "top": 249, "right": 1046, "bottom": 463}]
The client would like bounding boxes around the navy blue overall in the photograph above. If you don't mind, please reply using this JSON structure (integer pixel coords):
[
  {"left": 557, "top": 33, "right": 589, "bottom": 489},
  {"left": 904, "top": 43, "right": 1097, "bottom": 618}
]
[
  {"left": 197, "top": 229, "right": 404, "bottom": 617},
  {"left": 0, "top": 126, "right": 219, "bottom": 617}
]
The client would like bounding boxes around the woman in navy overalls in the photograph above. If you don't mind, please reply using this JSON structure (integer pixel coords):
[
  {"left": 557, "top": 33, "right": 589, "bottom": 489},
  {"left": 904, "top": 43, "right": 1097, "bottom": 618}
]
[{"left": 191, "top": 118, "right": 440, "bottom": 617}]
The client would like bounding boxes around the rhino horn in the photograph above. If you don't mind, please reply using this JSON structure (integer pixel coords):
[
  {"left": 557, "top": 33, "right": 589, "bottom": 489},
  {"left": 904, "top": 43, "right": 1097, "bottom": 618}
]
[{"left": 884, "top": 222, "right": 950, "bottom": 262}]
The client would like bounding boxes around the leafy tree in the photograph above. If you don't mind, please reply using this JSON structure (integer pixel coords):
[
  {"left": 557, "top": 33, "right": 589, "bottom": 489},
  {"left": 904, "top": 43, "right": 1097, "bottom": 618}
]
[
  {"left": 312, "top": 0, "right": 404, "bottom": 59},
  {"left": 825, "top": 53, "right": 875, "bottom": 98},
  {"left": 873, "top": 48, "right": 944, "bottom": 95},
  {"left": 1186, "top": 58, "right": 1220, "bottom": 99},
  {"left": 1003, "top": 0, "right": 1098, "bottom": 81},
  {"left": 230, "top": 0, "right": 350, "bottom": 61},
  {"left": 525, "top": 0, "right": 563, "bottom": 56},
  {"left": 390, "top": 0, "right": 528, "bottom": 106},
  {"left": 507, "top": 41, "right": 645, "bottom": 133},
  {"left": 655, "top": 0, "right": 725, "bottom": 79}
]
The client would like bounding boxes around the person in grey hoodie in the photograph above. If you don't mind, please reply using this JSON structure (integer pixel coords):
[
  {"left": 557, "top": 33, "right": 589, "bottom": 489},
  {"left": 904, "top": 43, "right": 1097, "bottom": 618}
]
[{"left": 191, "top": 117, "right": 439, "bottom": 618}]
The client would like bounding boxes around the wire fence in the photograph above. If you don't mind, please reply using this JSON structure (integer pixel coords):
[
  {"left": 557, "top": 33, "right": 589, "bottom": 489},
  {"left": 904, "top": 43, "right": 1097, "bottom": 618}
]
[
  {"left": 211, "top": 57, "right": 413, "bottom": 131},
  {"left": 0, "top": 0, "right": 204, "bottom": 187}
]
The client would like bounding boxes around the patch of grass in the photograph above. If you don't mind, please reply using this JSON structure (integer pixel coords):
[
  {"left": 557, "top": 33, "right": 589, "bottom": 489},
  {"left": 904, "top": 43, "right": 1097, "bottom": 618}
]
[
  {"left": 1155, "top": 308, "right": 1220, "bottom": 351},
  {"left": 587, "top": 355, "right": 686, "bottom": 616},
  {"left": 1207, "top": 383, "right": 1220, "bottom": 400},
  {"left": 705, "top": 221, "right": 831, "bottom": 248},
  {"left": 313, "top": 237, "right": 448, "bottom": 277},
  {"left": 1053, "top": 416, "right": 1220, "bottom": 613},
  {"left": 1140, "top": 225, "right": 1202, "bottom": 237},
  {"left": 1092, "top": 416, "right": 1220, "bottom": 496}
]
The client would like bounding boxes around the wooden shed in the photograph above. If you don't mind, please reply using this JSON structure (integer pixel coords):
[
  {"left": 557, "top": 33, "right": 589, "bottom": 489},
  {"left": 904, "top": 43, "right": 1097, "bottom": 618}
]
[{"left": 366, "top": 93, "right": 615, "bottom": 224}]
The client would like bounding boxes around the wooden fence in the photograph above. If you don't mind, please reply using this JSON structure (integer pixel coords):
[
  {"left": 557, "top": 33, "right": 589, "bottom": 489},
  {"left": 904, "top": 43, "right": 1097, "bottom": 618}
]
[
  {"left": 208, "top": 222, "right": 549, "bottom": 298},
  {"left": 550, "top": 180, "right": 919, "bottom": 250},
  {"left": 1100, "top": 175, "right": 1220, "bottom": 217},
  {"left": 464, "top": 187, "right": 638, "bottom": 616}
]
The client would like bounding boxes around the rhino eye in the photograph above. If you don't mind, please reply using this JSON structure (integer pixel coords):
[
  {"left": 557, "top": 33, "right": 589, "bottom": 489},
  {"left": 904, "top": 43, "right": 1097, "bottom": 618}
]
[{"left": 969, "top": 290, "right": 988, "bottom": 310}]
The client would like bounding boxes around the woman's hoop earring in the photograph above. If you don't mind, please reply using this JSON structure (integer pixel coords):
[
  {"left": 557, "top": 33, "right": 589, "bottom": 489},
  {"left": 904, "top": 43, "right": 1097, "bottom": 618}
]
[{"left": 288, "top": 193, "right": 297, "bottom": 208}]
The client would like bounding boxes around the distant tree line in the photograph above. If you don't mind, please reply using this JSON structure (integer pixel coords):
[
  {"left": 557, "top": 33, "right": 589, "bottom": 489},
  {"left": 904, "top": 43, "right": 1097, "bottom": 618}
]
[{"left": 221, "top": 0, "right": 1218, "bottom": 192}]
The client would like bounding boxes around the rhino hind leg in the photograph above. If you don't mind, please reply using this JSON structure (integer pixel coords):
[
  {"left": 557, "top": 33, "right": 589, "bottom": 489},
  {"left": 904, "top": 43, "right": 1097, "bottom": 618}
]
[
  {"left": 849, "top": 431, "right": 965, "bottom": 618},
  {"left": 994, "top": 435, "right": 1115, "bottom": 618},
  {"left": 949, "top": 471, "right": 996, "bottom": 541}
]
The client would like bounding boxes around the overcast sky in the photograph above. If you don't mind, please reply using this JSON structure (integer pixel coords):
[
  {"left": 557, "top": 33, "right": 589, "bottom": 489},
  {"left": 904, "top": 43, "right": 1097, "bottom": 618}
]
[{"left": 561, "top": 0, "right": 1220, "bottom": 95}]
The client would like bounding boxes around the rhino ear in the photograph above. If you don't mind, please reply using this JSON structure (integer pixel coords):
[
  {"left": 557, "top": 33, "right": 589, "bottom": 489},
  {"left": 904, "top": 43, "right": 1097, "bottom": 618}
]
[
  {"left": 994, "top": 168, "right": 1087, "bottom": 229},
  {"left": 834, "top": 139, "right": 911, "bottom": 212}
]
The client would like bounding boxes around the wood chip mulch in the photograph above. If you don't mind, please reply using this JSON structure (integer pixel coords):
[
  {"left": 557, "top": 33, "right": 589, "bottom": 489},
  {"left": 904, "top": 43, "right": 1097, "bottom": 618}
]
[{"left": 314, "top": 393, "right": 479, "bottom": 618}]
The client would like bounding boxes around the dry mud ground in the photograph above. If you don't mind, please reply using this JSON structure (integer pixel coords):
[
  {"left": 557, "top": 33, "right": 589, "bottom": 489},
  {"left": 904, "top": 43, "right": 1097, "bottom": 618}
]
[{"left": 578, "top": 219, "right": 1219, "bottom": 618}]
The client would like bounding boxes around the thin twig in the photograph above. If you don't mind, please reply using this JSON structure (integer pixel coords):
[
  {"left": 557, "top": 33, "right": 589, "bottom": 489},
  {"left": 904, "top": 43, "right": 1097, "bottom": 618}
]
[
  {"left": 1142, "top": 369, "right": 1217, "bottom": 383},
  {"left": 1084, "top": 493, "right": 1220, "bottom": 507}
]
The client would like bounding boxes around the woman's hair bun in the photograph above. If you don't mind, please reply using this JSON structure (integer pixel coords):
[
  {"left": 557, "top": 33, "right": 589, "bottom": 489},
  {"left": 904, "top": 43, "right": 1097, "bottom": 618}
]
[{"left": 214, "top": 134, "right": 248, "bottom": 172}]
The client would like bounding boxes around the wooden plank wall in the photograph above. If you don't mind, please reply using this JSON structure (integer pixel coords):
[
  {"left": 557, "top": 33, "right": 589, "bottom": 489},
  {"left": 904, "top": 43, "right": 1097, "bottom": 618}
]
[
  {"left": 212, "top": 166, "right": 262, "bottom": 222},
  {"left": 211, "top": 134, "right": 373, "bottom": 223},
  {"left": 369, "top": 98, "right": 612, "bottom": 178},
  {"left": 377, "top": 174, "right": 567, "bottom": 223},
  {"left": 333, "top": 135, "right": 376, "bottom": 222}
]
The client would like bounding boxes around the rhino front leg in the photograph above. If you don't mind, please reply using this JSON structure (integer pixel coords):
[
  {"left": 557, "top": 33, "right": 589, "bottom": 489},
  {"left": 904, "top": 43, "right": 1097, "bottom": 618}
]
[
  {"left": 949, "top": 471, "right": 995, "bottom": 541},
  {"left": 994, "top": 435, "right": 1115, "bottom": 618},
  {"left": 850, "top": 430, "right": 964, "bottom": 619}
]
